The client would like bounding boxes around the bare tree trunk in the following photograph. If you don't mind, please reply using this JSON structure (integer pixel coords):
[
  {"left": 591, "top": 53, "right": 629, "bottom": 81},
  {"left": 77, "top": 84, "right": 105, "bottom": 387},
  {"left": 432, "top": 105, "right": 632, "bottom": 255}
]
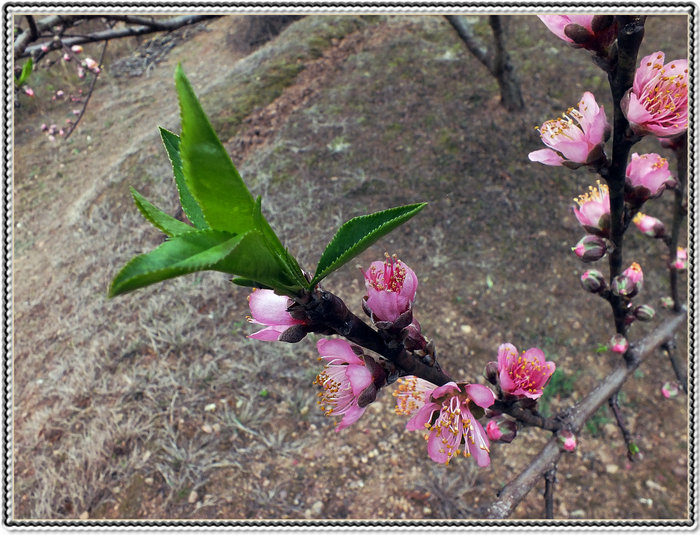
[{"left": 445, "top": 15, "right": 524, "bottom": 112}]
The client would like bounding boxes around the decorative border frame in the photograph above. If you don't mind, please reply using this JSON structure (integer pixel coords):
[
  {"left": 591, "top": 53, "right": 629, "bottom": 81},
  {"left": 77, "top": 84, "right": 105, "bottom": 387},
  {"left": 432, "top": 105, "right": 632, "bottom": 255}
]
[{"left": 2, "top": 1, "right": 697, "bottom": 530}]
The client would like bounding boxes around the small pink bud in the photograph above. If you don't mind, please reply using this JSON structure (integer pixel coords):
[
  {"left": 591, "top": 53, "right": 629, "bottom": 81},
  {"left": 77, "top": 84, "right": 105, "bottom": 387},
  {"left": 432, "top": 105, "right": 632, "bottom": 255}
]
[
  {"left": 63, "top": 53, "right": 71, "bottom": 62},
  {"left": 660, "top": 296, "right": 674, "bottom": 309},
  {"left": 72, "top": 109, "right": 81, "bottom": 116},
  {"left": 71, "top": 45, "right": 83, "bottom": 53},
  {"left": 633, "top": 304, "right": 655, "bottom": 322},
  {"left": 484, "top": 361, "right": 499, "bottom": 385},
  {"left": 673, "top": 247, "right": 688, "bottom": 271},
  {"left": 23, "top": 87, "right": 35, "bottom": 97},
  {"left": 40, "top": 45, "right": 49, "bottom": 52},
  {"left": 580, "top": 269, "right": 606, "bottom": 293},
  {"left": 58, "top": 129, "right": 65, "bottom": 136},
  {"left": 632, "top": 212, "right": 665, "bottom": 238},
  {"left": 572, "top": 235, "right": 607, "bottom": 262},
  {"left": 610, "top": 333, "right": 629, "bottom": 354},
  {"left": 558, "top": 429, "right": 577, "bottom": 452},
  {"left": 661, "top": 381, "right": 680, "bottom": 399},
  {"left": 40, "top": 123, "right": 48, "bottom": 131},
  {"left": 77, "top": 67, "right": 85, "bottom": 79},
  {"left": 611, "top": 262, "right": 643, "bottom": 298},
  {"left": 84, "top": 57, "right": 98, "bottom": 70},
  {"left": 55, "top": 90, "right": 64, "bottom": 98},
  {"left": 486, "top": 416, "right": 517, "bottom": 443}
]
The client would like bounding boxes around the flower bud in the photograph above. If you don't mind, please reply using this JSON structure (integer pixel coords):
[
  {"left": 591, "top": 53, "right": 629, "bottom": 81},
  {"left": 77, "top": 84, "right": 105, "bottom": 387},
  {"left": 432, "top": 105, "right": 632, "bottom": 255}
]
[
  {"left": 63, "top": 53, "right": 71, "bottom": 62},
  {"left": 633, "top": 304, "right": 655, "bottom": 322},
  {"left": 632, "top": 212, "right": 665, "bottom": 238},
  {"left": 580, "top": 269, "right": 606, "bottom": 293},
  {"left": 660, "top": 296, "right": 674, "bottom": 309},
  {"left": 563, "top": 23, "right": 593, "bottom": 44},
  {"left": 71, "top": 45, "right": 83, "bottom": 53},
  {"left": 611, "top": 262, "right": 643, "bottom": 298},
  {"left": 572, "top": 235, "right": 607, "bottom": 262},
  {"left": 486, "top": 417, "right": 517, "bottom": 443},
  {"left": 484, "top": 361, "right": 499, "bottom": 386},
  {"left": 673, "top": 247, "right": 688, "bottom": 271},
  {"left": 661, "top": 381, "right": 680, "bottom": 399},
  {"left": 610, "top": 333, "right": 629, "bottom": 354},
  {"left": 558, "top": 429, "right": 577, "bottom": 452}
]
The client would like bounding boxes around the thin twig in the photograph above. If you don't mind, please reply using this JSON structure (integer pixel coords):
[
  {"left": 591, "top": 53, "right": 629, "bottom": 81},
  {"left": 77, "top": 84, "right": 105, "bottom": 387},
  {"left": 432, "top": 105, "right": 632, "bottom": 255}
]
[
  {"left": 662, "top": 339, "right": 688, "bottom": 394},
  {"left": 544, "top": 466, "right": 557, "bottom": 519},
  {"left": 444, "top": 15, "right": 492, "bottom": 71},
  {"left": 608, "top": 391, "right": 635, "bottom": 461},
  {"left": 667, "top": 132, "right": 688, "bottom": 312},
  {"left": 63, "top": 39, "right": 108, "bottom": 140}
]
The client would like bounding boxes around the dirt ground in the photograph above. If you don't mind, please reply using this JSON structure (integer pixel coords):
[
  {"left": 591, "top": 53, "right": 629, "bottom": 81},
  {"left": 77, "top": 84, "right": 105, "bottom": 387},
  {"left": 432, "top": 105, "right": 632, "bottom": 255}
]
[{"left": 11, "top": 14, "right": 690, "bottom": 522}]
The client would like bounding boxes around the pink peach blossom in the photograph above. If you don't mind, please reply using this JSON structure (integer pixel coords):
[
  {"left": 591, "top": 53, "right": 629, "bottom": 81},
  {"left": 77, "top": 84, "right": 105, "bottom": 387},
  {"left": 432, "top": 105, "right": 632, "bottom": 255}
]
[
  {"left": 622, "top": 52, "right": 688, "bottom": 137},
  {"left": 497, "top": 343, "right": 555, "bottom": 400},
  {"left": 71, "top": 45, "right": 83, "bottom": 53},
  {"left": 396, "top": 378, "right": 495, "bottom": 466},
  {"left": 537, "top": 15, "right": 617, "bottom": 51},
  {"left": 611, "top": 262, "right": 643, "bottom": 297},
  {"left": 247, "top": 289, "right": 306, "bottom": 341},
  {"left": 625, "top": 153, "right": 676, "bottom": 204},
  {"left": 363, "top": 255, "right": 418, "bottom": 323},
  {"left": 529, "top": 92, "right": 609, "bottom": 168},
  {"left": 572, "top": 181, "right": 611, "bottom": 237},
  {"left": 314, "top": 338, "right": 377, "bottom": 431}
]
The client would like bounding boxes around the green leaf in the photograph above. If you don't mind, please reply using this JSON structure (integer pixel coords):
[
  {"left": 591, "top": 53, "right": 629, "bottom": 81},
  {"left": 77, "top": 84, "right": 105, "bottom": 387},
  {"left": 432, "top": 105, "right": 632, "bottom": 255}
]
[
  {"left": 311, "top": 203, "right": 427, "bottom": 286},
  {"left": 109, "top": 229, "right": 245, "bottom": 297},
  {"left": 130, "top": 187, "right": 193, "bottom": 237},
  {"left": 175, "top": 64, "right": 256, "bottom": 233},
  {"left": 159, "top": 128, "right": 208, "bottom": 229},
  {"left": 15, "top": 58, "right": 33, "bottom": 86},
  {"left": 231, "top": 277, "right": 273, "bottom": 290}
]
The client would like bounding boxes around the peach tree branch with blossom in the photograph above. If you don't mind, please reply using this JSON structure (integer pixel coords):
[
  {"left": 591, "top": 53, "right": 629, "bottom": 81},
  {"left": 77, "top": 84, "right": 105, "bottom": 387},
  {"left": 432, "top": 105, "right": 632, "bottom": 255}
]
[{"left": 109, "top": 12, "right": 688, "bottom": 518}]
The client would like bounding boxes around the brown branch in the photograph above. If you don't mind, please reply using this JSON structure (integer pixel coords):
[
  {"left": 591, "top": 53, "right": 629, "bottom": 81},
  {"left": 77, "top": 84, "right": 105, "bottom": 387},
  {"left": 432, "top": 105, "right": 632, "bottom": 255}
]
[
  {"left": 444, "top": 15, "right": 492, "bottom": 71},
  {"left": 63, "top": 39, "right": 108, "bottom": 140},
  {"left": 18, "top": 15, "right": 219, "bottom": 59},
  {"left": 662, "top": 339, "right": 687, "bottom": 394},
  {"left": 544, "top": 466, "right": 557, "bottom": 519},
  {"left": 14, "top": 15, "right": 81, "bottom": 58},
  {"left": 667, "top": 132, "right": 687, "bottom": 312},
  {"left": 482, "top": 307, "right": 686, "bottom": 519},
  {"left": 608, "top": 392, "right": 635, "bottom": 461}
]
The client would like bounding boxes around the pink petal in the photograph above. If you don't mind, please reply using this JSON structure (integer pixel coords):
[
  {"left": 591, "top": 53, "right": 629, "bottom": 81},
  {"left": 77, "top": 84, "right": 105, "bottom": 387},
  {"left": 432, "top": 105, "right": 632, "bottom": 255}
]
[
  {"left": 405, "top": 402, "right": 439, "bottom": 431},
  {"left": 431, "top": 381, "right": 460, "bottom": 399},
  {"left": 317, "top": 338, "right": 363, "bottom": 366},
  {"left": 346, "top": 364, "right": 373, "bottom": 396},
  {"left": 467, "top": 420, "right": 491, "bottom": 467},
  {"left": 528, "top": 148, "right": 564, "bottom": 166},
  {"left": 248, "top": 326, "right": 284, "bottom": 341},
  {"left": 248, "top": 289, "right": 295, "bottom": 325},
  {"left": 464, "top": 384, "right": 495, "bottom": 409},
  {"left": 497, "top": 343, "right": 518, "bottom": 369},
  {"left": 426, "top": 430, "right": 450, "bottom": 464},
  {"left": 335, "top": 405, "right": 366, "bottom": 431}
]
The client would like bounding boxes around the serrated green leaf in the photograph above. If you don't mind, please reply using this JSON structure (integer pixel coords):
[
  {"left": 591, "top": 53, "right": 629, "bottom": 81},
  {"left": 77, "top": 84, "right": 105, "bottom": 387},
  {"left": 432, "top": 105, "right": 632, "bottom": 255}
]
[
  {"left": 109, "top": 229, "right": 245, "bottom": 297},
  {"left": 159, "top": 127, "right": 208, "bottom": 229},
  {"left": 175, "top": 64, "right": 256, "bottom": 233},
  {"left": 130, "top": 187, "right": 193, "bottom": 237},
  {"left": 311, "top": 203, "right": 427, "bottom": 286}
]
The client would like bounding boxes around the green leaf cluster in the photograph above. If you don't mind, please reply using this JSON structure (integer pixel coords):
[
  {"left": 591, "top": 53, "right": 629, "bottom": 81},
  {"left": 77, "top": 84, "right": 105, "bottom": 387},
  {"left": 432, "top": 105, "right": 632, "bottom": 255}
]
[{"left": 109, "top": 65, "right": 425, "bottom": 299}]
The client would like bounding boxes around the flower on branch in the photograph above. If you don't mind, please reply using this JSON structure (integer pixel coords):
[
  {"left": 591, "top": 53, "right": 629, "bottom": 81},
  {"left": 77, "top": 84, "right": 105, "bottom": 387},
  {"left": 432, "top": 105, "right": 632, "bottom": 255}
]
[
  {"left": 632, "top": 212, "right": 666, "bottom": 239},
  {"left": 621, "top": 51, "right": 688, "bottom": 138},
  {"left": 609, "top": 333, "right": 629, "bottom": 354},
  {"left": 363, "top": 254, "right": 418, "bottom": 324},
  {"left": 314, "top": 338, "right": 385, "bottom": 432},
  {"left": 673, "top": 247, "right": 688, "bottom": 271},
  {"left": 495, "top": 343, "right": 556, "bottom": 400},
  {"left": 537, "top": 15, "right": 617, "bottom": 52},
  {"left": 247, "top": 288, "right": 309, "bottom": 342},
  {"left": 558, "top": 429, "right": 577, "bottom": 452},
  {"left": 395, "top": 378, "right": 495, "bottom": 466},
  {"left": 611, "top": 262, "right": 644, "bottom": 298},
  {"left": 625, "top": 153, "right": 677, "bottom": 206},
  {"left": 572, "top": 181, "right": 611, "bottom": 238},
  {"left": 580, "top": 268, "right": 607, "bottom": 294},
  {"left": 528, "top": 92, "right": 609, "bottom": 169},
  {"left": 486, "top": 416, "right": 517, "bottom": 443}
]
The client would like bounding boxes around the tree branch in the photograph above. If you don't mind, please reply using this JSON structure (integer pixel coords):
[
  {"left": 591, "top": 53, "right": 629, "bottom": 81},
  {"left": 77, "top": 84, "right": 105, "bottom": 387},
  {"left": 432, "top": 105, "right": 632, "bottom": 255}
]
[
  {"left": 17, "top": 15, "right": 219, "bottom": 59},
  {"left": 544, "top": 466, "right": 557, "bottom": 519},
  {"left": 444, "top": 15, "right": 493, "bottom": 72},
  {"left": 482, "top": 307, "right": 686, "bottom": 518}
]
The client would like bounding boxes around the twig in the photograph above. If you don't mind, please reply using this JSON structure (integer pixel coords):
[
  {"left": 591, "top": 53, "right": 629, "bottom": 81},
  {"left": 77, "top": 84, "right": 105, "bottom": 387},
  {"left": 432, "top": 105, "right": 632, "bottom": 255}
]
[
  {"left": 662, "top": 339, "right": 688, "bottom": 394},
  {"left": 544, "top": 465, "right": 557, "bottom": 519},
  {"left": 18, "top": 15, "right": 219, "bottom": 59},
  {"left": 482, "top": 307, "right": 686, "bottom": 518},
  {"left": 608, "top": 391, "right": 635, "bottom": 461},
  {"left": 667, "top": 132, "right": 688, "bottom": 312},
  {"left": 444, "top": 15, "right": 492, "bottom": 70}
]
